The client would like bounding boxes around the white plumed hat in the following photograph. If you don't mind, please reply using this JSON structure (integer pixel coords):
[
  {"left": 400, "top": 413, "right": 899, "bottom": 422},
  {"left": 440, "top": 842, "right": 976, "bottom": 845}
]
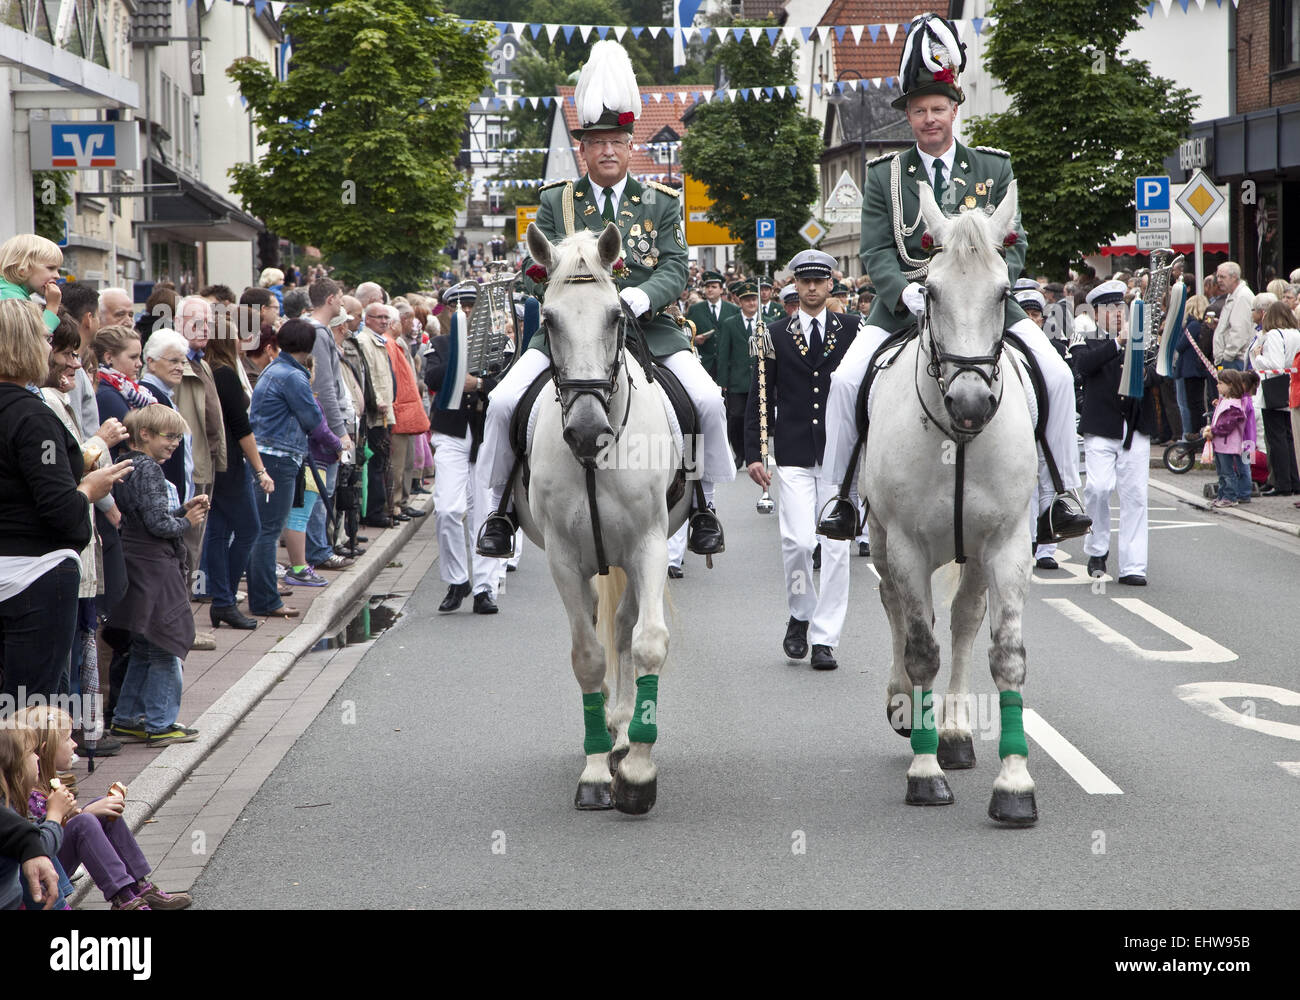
[{"left": 572, "top": 40, "right": 642, "bottom": 139}]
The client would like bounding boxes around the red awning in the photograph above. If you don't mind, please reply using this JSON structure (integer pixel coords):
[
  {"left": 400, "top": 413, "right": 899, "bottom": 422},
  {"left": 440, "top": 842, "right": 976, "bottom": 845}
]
[{"left": 1098, "top": 244, "right": 1229, "bottom": 257}]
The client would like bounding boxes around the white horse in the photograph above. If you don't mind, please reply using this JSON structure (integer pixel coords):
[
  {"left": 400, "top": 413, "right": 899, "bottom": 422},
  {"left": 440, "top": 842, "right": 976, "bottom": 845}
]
[
  {"left": 863, "top": 181, "right": 1042, "bottom": 825},
  {"left": 515, "top": 221, "right": 691, "bottom": 815}
]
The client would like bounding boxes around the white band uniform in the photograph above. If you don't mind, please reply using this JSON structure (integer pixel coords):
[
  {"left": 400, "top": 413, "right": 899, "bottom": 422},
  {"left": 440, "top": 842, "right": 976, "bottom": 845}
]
[
  {"left": 431, "top": 430, "right": 505, "bottom": 597},
  {"left": 1082, "top": 431, "right": 1150, "bottom": 578},
  {"left": 776, "top": 465, "right": 850, "bottom": 647}
]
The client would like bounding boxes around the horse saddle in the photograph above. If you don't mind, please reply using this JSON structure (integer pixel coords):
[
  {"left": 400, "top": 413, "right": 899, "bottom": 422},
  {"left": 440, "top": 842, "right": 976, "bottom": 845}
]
[
  {"left": 509, "top": 357, "right": 697, "bottom": 511},
  {"left": 855, "top": 327, "right": 1044, "bottom": 441}
]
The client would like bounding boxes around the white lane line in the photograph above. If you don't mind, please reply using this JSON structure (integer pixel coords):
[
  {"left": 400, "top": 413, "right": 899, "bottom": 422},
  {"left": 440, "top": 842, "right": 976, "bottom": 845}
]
[
  {"left": 1276, "top": 763, "right": 1300, "bottom": 778},
  {"left": 1174, "top": 682, "right": 1300, "bottom": 742},
  {"left": 1023, "top": 709, "right": 1123, "bottom": 795},
  {"left": 1043, "top": 597, "right": 1238, "bottom": 663}
]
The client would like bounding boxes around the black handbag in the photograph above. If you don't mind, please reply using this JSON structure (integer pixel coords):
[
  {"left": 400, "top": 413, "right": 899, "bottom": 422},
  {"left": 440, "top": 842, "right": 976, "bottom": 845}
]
[{"left": 1262, "top": 373, "right": 1290, "bottom": 410}]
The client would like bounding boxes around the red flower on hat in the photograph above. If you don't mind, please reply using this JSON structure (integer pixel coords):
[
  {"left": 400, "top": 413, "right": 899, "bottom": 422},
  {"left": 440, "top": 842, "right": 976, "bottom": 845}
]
[
  {"left": 618, "top": 112, "right": 635, "bottom": 125},
  {"left": 526, "top": 264, "right": 548, "bottom": 283},
  {"left": 934, "top": 67, "right": 956, "bottom": 85},
  {"left": 920, "top": 231, "right": 934, "bottom": 251},
  {"left": 1003, "top": 232, "right": 1018, "bottom": 248}
]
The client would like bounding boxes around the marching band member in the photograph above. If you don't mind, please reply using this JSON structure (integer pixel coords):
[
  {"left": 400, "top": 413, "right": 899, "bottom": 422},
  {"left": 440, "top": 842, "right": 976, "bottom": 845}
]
[
  {"left": 686, "top": 271, "right": 738, "bottom": 383},
  {"left": 816, "top": 12, "right": 1089, "bottom": 549},
  {"left": 779, "top": 283, "right": 800, "bottom": 318},
  {"left": 715, "top": 280, "right": 761, "bottom": 467},
  {"left": 746, "top": 250, "right": 858, "bottom": 670},
  {"left": 475, "top": 40, "right": 732, "bottom": 561},
  {"left": 1072, "top": 280, "right": 1156, "bottom": 585},
  {"left": 760, "top": 278, "right": 784, "bottom": 324}
]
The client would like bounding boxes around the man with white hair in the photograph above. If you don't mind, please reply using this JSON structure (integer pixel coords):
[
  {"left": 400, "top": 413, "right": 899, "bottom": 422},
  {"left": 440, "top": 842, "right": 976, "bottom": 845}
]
[
  {"left": 360, "top": 300, "right": 397, "bottom": 527},
  {"left": 98, "top": 286, "right": 135, "bottom": 328},
  {"left": 1212, "top": 261, "right": 1254, "bottom": 371},
  {"left": 305, "top": 277, "right": 354, "bottom": 571},
  {"left": 174, "top": 295, "right": 227, "bottom": 646},
  {"left": 355, "top": 281, "right": 385, "bottom": 309}
]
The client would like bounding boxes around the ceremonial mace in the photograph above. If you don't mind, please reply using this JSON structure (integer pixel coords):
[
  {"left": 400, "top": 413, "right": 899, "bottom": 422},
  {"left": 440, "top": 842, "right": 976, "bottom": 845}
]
[{"left": 749, "top": 304, "right": 775, "bottom": 514}]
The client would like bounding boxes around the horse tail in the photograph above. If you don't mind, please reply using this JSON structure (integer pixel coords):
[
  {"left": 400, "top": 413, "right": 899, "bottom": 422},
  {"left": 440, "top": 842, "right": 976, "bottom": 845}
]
[
  {"left": 933, "top": 561, "right": 964, "bottom": 612},
  {"left": 595, "top": 567, "right": 628, "bottom": 679}
]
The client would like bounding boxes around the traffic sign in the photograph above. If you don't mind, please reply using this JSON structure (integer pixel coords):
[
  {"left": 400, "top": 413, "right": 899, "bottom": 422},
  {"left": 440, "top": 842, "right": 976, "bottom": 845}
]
[
  {"left": 756, "top": 237, "right": 776, "bottom": 262},
  {"left": 1175, "top": 169, "right": 1225, "bottom": 230},
  {"left": 1136, "top": 211, "right": 1170, "bottom": 230},
  {"left": 798, "top": 218, "right": 826, "bottom": 246},
  {"left": 1134, "top": 175, "right": 1170, "bottom": 212},
  {"left": 1136, "top": 231, "right": 1170, "bottom": 251},
  {"left": 755, "top": 218, "right": 776, "bottom": 240}
]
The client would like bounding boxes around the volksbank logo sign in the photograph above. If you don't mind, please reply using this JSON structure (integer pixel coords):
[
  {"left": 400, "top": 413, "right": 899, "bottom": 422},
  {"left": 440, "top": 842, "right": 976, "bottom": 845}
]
[{"left": 31, "top": 122, "right": 139, "bottom": 171}]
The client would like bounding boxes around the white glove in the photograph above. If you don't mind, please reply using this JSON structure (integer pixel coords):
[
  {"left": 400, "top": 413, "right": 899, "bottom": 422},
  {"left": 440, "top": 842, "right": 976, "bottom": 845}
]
[
  {"left": 901, "top": 282, "right": 926, "bottom": 318},
  {"left": 619, "top": 286, "right": 651, "bottom": 318}
]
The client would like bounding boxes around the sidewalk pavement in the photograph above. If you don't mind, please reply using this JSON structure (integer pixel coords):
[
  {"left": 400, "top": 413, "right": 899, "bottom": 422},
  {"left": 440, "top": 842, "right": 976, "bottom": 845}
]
[
  {"left": 1147, "top": 460, "right": 1300, "bottom": 537},
  {"left": 71, "top": 492, "right": 435, "bottom": 817}
]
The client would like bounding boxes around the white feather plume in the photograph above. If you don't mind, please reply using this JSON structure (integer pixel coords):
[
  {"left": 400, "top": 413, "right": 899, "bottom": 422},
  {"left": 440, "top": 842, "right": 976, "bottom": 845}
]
[{"left": 575, "top": 40, "right": 641, "bottom": 127}]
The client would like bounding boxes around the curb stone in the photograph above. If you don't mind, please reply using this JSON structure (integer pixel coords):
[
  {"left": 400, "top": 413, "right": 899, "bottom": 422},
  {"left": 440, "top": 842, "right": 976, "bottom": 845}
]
[{"left": 1147, "top": 477, "right": 1300, "bottom": 539}]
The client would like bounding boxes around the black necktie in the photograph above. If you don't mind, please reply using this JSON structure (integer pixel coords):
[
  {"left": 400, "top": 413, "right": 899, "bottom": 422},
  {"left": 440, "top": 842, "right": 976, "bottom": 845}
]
[
  {"left": 601, "top": 188, "right": 615, "bottom": 223},
  {"left": 933, "top": 159, "right": 947, "bottom": 208},
  {"left": 808, "top": 317, "right": 822, "bottom": 357},
  {"left": 745, "top": 318, "right": 753, "bottom": 337}
]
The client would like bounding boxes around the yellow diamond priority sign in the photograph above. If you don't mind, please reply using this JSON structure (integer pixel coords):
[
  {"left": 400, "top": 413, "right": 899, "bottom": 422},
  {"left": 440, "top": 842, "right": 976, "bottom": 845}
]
[
  {"left": 1175, "top": 169, "right": 1225, "bottom": 230},
  {"left": 799, "top": 218, "right": 827, "bottom": 246}
]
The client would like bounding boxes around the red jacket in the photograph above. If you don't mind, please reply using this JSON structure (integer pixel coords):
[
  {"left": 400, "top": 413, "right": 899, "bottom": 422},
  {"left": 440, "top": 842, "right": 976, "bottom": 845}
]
[{"left": 385, "top": 336, "right": 430, "bottom": 435}]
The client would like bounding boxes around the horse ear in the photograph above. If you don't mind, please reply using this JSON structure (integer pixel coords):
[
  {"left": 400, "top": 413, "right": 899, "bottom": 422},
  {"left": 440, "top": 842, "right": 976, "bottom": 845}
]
[
  {"left": 596, "top": 221, "right": 622, "bottom": 270},
  {"left": 917, "top": 182, "right": 949, "bottom": 246},
  {"left": 526, "top": 222, "right": 555, "bottom": 271},
  {"left": 988, "top": 179, "right": 1019, "bottom": 243}
]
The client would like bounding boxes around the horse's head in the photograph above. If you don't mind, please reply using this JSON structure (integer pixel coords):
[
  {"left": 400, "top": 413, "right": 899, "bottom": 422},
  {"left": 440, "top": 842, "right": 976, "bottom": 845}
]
[
  {"left": 917, "top": 180, "right": 1019, "bottom": 437},
  {"left": 527, "top": 221, "right": 625, "bottom": 464}
]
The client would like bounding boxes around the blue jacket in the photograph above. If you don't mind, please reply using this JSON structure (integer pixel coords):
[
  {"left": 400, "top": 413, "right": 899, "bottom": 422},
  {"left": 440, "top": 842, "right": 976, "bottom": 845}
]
[
  {"left": 249, "top": 354, "right": 321, "bottom": 463},
  {"left": 1173, "top": 319, "right": 1211, "bottom": 379}
]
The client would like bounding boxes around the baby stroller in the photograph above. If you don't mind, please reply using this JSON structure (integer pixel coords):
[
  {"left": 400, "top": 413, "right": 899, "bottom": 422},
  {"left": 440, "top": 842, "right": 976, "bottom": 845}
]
[{"left": 334, "top": 461, "right": 365, "bottom": 558}]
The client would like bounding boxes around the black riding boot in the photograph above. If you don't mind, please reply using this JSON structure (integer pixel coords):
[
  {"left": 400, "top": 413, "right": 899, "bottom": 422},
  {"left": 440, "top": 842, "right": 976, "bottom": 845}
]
[
  {"left": 1036, "top": 495, "right": 1091, "bottom": 543},
  {"left": 816, "top": 496, "right": 859, "bottom": 540}
]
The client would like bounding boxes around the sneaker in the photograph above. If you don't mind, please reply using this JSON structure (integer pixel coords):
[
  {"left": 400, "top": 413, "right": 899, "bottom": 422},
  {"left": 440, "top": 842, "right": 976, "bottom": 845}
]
[
  {"left": 134, "top": 880, "right": 192, "bottom": 910},
  {"left": 285, "top": 566, "right": 329, "bottom": 587},
  {"left": 74, "top": 731, "right": 122, "bottom": 757},
  {"left": 145, "top": 725, "right": 199, "bottom": 747},
  {"left": 316, "top": 554, "right": 354, "bottom": 571},
  {"left": 1210, "top": 498, "right": 1238, "bottom": 509},
  {"left": 109, "top": 723, "right": 148, "bottom": 743},
  {"left": 110, "top": 888, "right": 150, "bottom": 911},
  {"left": 275, "top": 563, "right": 288, "bottom": 578}
]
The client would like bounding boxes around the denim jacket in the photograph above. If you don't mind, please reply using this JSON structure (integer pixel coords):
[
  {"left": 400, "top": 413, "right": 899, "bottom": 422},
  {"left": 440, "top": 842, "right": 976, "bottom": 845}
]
[{"left": 249, "top": 354, "right": 320, "bottom": 462}]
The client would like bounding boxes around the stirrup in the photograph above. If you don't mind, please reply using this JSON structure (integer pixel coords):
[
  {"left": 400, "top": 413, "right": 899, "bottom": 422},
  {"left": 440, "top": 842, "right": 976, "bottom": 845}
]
[{"left": 476, "top": 511, "right": 517, "bottom": 558}]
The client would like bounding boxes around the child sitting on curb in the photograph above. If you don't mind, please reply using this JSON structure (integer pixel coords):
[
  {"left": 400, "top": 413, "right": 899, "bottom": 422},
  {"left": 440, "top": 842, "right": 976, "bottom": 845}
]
[{"left": 0, "top": 723, "right": 70, "bottom": 910}]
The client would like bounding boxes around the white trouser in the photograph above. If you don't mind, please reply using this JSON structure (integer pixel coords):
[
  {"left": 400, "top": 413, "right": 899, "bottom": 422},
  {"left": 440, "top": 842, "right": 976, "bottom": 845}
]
[
  {"left": 777, "top": 465, "right": 850, "bottom": 648},
  {"left": 432, "top": 430, "right": 503, "bottom": 595},
  {"left": 823, "top": 318, "right": 1082, "bottom": 494},
  {"left": 1082, "top": 431, "right": 1150, "bottom": 576},
  {"left": 476, "top": 347, "right": 736, "bottom": 513},
  {"left": 848, "top": 479, "right": 870, "bottom": 544},
  {"left": 668, "top": 521, "right": 687, "bottom": 569}
]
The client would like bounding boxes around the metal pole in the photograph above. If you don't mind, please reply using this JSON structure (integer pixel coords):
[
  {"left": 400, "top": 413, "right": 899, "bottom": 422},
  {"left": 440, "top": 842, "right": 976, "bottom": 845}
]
[
  {"left": 143, "top": 46, "right": 152, "bottom": 282},
  {"left": 1194, "top": 225, "right": 1204, "bottom": 297}
]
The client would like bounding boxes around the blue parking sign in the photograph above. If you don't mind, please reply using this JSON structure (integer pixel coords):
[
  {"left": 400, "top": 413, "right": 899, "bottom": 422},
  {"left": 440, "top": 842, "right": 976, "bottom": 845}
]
[
  {"left": 756, "top": 218, "right": 775, "bottom": 240},
  {"left": 1134, "top": 176, "right": 1170, "bottom": 212}
]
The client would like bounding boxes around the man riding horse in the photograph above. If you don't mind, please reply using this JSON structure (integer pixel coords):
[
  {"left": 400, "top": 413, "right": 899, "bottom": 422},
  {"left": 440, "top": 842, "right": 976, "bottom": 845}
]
[
  {"left": 475, "top": 41, "right": 732, "bottom": 561},
  {"left": 816, "top": 12, "right": 1090, "bottom": 546}
]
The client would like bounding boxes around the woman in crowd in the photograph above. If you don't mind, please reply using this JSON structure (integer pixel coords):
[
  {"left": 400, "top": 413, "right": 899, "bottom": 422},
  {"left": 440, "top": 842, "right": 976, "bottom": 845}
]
[
  {"left": 92, "top": 325, "right": 155, "bottom": 457},
  {"left": 246, "top": 319, "right": 327, "bottom": 618},
  {"left": 107, "top": 406, "right": 207, "bottom": 747},
  {"left": 203, "top": 310, "right": 276, "bottom": 630},
  {"left": 1173, "top": 294, "right": 1211, "bottom": 439},
  {"left": 0, "top": 300, "right": 131, "bottom": 705},
  {"left": 1251, "top": 301, "right": 1300, "bottom": 496},
  {"left": 135, "top": 284, "right": 177, "bottom": 344},
  {"left": 138, "top": 330, "right": 193, "bottom": 502}
]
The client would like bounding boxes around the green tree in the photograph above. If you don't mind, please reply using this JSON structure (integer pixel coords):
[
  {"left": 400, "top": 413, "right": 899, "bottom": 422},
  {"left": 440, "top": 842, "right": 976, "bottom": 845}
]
[
  {"left": 967, "top": 0, "right": 1196, "bottom": 279},
  {"left": 227, "top": 1, "right": 491, "bottom": 292},
  {"left": 32, "top": 171, "right": 72, "bottom": 245},
  {"left": 679, "top": 32, "right": 821, "bottom": 275}
]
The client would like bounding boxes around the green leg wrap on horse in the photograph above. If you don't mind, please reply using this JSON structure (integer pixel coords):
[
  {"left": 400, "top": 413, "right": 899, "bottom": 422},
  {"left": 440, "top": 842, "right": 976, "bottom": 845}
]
[
  {"left": 909, "top": 688, "right": 938, "bottom": 756},
  {"left": 998, "top": 690, "right": 1029, "bottom": 759},
  {"left": 582, "top": 692, "right": 613, "bottom": 755},
  {"left": 626, "top": 675, "right": 659, "bottom": 744}
]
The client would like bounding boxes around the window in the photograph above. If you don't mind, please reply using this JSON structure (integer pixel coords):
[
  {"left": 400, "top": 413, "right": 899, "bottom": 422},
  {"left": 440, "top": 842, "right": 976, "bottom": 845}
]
[
  {"left": 1277, "top": 0, "right": 1300, "bottom": 71},
  {"left": 487, "top": 192, "right": 504, "bottom": 214}
]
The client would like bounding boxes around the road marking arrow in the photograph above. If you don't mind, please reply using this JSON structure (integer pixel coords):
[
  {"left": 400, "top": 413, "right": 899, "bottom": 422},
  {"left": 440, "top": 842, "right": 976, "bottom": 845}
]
[{"left": 1043, "top": 597, "right": 1237, "bottom": 663}]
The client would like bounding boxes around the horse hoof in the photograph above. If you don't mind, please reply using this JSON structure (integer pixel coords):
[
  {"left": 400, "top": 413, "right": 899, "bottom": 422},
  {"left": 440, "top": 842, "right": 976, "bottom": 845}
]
[
  {"left": 574, "top": 782, "right": 612, "bottom": 810},
  {"left": 609, "top": 745, "right": 629, "bottom": 774},
  {"left": 888, "top": 704, "right": 912, "bottom": 739},
  {"left": 905, "top": 775, "right": 954, "bottom": 806},
  {"left": 611, "top": 769, "right": 657, "bottom": 815},
  {"left": 937, "top": 735, "right": 976, "bottom": 770},
  {"left": 987, "top": 789, "right": 1038, "bottom": 826}
]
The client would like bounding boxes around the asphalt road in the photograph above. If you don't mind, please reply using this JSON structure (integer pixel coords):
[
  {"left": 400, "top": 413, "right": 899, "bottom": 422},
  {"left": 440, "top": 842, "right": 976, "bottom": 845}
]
[{"left": 195, "top": 475, "right": 1300, "bottom": 908}]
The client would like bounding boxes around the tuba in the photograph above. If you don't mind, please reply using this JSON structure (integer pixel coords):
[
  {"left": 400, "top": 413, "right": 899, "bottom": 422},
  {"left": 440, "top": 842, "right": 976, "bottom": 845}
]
[{"left": 1134, "top": 248, "right": 1184, "bottom": 365}]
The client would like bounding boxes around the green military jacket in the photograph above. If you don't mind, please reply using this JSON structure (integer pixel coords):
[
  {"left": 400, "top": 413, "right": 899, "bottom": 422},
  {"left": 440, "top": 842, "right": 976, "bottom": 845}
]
[
  {"left": 859, "top": 141, "right": 1028, "bottom": 334},
  {"left": 762, "top": 300, "right": 784, "bottom": 324},
  {"left": 520, "top": 174, "right": 691, "bottom": 359},
  {"left": 713, "top": 309, "right": 759, "bottom": 394},
  {"left": 685, "top": 298, "right": 738, "bottom": 380}
]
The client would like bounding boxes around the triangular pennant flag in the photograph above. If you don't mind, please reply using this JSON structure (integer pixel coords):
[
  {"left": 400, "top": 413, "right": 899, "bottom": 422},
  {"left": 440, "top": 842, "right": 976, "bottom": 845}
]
[
  {"left": 816, "top": 25, "right": 831, "bottom": 44},
  {"left": 845, "top": 78, "right": 858, "bottom": 91},
  {"left": 800, "top": 26, "right": 814, "bottom": 43},
  {"left": 647, "top": 25, "right": 661, "bottom": 38},
  {"left": 1158, "top": 0, "right": 1173, "bottom": 13},
  {"left": 578, "top": 25, "right": 594, "bottom": 42},
  {"left": 530, "top": 23, "right": 543, "bottom": 39},
  {"left": 681, "top": 27, "right": 695, "bottom": 42},
  {"left": 1179, "top": 0, "right": 1189, "bottom": 9},
  {"left": 511, "top": 22, "right": 527, "bottom": 38},
  {"left": 1195, "top": 0, "right": 1205, "bottom": 9},
  {"left": 850, "top": 24, "right": 864, "bottom": 44},
  {"left": 1147, "top": 3, "right": 1156, "bottom": 15},
  {"left": 271, "top": 2, "right": 287, "bottom": 18},
  {"left": 596, "top": 26, "right": 609, "bottom": 40},
  {"left": 516, "top": 96, "right": 526, "bottom": 108},
  {"left": 885, "top": 23, "right": 898, "bottom": 43},
  {"left": 791, "top": 85, "right": 801, "bottom": 98},
  {"left": 884, "top": 76, "right": 895, "bottom": 89},
  {"left": 835, "top": 26, "right": 846, "bottom": 42},
  {"left": 547, "top": 23, "right": 560, "bottom": 41},
  {"left": 971, "top": 18, "right": 984, "bottom": 35},
  {"left": 494, "top": 22, "right": 507, "bottom": 35},
  {"left": 529, "top": 97, "right": 539, "bottom": 109},
  {"left": 868, "top": 24, "right": 881, "bottom": 42},
  {"left": 631, "top": 25, "right": 644, "bottom": 38},
  {"left": 871, "top": 77, "right": 881, "bottom": 89},
  {"left": 677, "top": 91, "right": 689, "bottom": 102},
  {"left": 812, "top": 82, "right": 822, "bottom": 95},
  {"left": 732, "top": 28, "right": 744, "bottom": 42},
  {"left": 776, "top": 85, "right": 786, "bottom": 98},
  {"left": 766, "top": 27, "right": 779, "bottom": 45},
  {"left": 764, "top": 86, "right": 774, "bottom": 98},
  {"left": 953, "top": 19, "right": 966, "bottom": 38},
  {"left": 653, "top": 92, "right": 663, "bottom": 102},
  {"left": 727, "top": 89, "right": 738, "bottom": 101},
  {"left": 542, "top": 96, "right": 553, "bottom": 107},
  {"left": 614, "top": 25, "right": 627, "bottom": 40},
  {"left": 698, "top": 27, "right": 711, "bottom": 43},
  {"left": 749, "top": 27, "right": 762, "bottom": 44}
]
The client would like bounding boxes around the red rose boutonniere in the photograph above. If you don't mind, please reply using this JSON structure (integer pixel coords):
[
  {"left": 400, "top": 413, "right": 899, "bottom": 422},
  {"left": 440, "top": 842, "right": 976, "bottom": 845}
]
[
  {"left": 612, "top": 258, "right": 631, "bottom": 280},
  {"left": 1002, "top": 232, "right": 1018, "bottom": 249},
  {"left": 920, "top": 231, "right": 935, "bottom": 251},
  {"left": 526, "top": 264, "right": 548, "bottom": 285},
  {"left": 617, "top": 112, "right": 635, "bottom": 126},
  {"left": 934, "top": 67, "right": 956, "bottom": 85}
]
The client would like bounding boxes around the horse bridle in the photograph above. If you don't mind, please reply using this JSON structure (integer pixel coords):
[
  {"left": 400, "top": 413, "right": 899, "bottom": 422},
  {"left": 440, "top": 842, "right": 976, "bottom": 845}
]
[
  {"left": 916, "top": 285, "right": 1010, "bottom": 440},
  {"left": 548, "top": 274, "right": 635, "bottom": 453}
]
